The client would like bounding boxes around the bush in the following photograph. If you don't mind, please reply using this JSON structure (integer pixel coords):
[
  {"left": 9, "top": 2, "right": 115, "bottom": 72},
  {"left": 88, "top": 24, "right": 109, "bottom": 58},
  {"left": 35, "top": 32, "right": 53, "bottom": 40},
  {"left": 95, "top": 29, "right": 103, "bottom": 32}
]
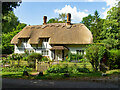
[
  {"left": 45, "top": 64, "right": 90, "bottom": 74},
  {"left": 46, "top": 64, "right": 68, "bottom": 73},
  {"left": 41, "top": 56, "right": 49, "bottom": 61},
  {"left": 77, "top": 68, "right": 90, "bottom": 73},
  {"left": 2, "top": 66, "right": 33, "bottom": 72},
  {"left": 2, "top": 57, "right": 10, "bottom": 65},
  {"left": 27, "top": 53, "right": 42, "bottom": 61},
  {"left": 108, "top": 49, "right": 120, "bottom": 69},
  {"left": 27, "top": 53, "right": 42, "bottom": 68},
  {"left": 65, "top": 52, "right": 83, "bottom": 62},
  {"left": 85, "top": 45, "right": 108, "bottom": 71}
]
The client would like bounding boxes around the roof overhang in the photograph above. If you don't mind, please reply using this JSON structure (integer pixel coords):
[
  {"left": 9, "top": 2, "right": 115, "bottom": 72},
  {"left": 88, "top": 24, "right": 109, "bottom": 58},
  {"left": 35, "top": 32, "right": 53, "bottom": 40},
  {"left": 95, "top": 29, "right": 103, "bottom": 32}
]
[{"left": 50, "top": 46, "right": 68, "bottom": 50}]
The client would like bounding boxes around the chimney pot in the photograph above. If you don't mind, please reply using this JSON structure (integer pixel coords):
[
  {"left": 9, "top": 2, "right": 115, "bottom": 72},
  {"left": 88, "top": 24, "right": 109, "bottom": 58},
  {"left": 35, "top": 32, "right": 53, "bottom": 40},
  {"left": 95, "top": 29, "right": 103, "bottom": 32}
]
[
  {"left": 67, "top": 13, "right": 71, "bottom": 25},
  {"left": 43, "top": 16, "right": 47, "bottom": 25}
]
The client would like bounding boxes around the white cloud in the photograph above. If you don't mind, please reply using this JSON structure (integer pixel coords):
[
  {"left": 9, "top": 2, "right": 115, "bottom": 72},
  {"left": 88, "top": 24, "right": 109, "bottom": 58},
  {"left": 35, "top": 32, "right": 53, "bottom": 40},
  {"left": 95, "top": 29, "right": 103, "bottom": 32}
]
[
  {"left": 84, "top": 9, "right": 89, "bottom": 12},
  {"left": 54, "top": 5, "right": 88, "bottom": 23},
  {"left": 102, "top": 7, "right": 105, "bottom": 10},
  {"left": 87, "top": 0, "right": 95, "bottom": 2},
  {"left": 102, "top": 0, "right": 119, "bottom": 18}
]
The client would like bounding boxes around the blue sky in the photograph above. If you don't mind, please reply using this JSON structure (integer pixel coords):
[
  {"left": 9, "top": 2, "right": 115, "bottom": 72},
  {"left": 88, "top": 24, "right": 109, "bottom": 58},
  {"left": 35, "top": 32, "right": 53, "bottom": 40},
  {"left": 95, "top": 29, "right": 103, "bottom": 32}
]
[{"left": 13, "top": 0, "right": 118, "bottom": 25}]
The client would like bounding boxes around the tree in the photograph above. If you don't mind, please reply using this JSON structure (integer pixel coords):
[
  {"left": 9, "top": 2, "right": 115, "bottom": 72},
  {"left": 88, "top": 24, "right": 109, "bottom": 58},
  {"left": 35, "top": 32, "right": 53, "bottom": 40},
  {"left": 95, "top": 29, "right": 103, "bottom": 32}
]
[
  {"left": 90, "top": 10, "right": 104, "bottom": 43},
  {"left": 85, "top": 45, "right": 107, "bottom": 71},
  {"left": 81, "top": 14, "right": 94, "bottom": 30},
  {"left": 81, "top": 11, "right": 104, "bottom": 43},
  {"left": 47, "top": 13, "right": 67, "bottom": 23},
  {"left": 2, "top": 23, "right": 27, "bottom": 54},
  {"left": 2, "top": 2, "right": 22, "bottom": 33},
  {"left": 2, "top": 2, "right": 21, "bottom": 15},
  {"left": 58, "top": 13, "right": 67, "bottom": 23},
  {"left": 2, "top": 11, "right": 20, "bottom": 33},
  {"left": 100, "top": 1, "right": 120, "bottom": 49}
]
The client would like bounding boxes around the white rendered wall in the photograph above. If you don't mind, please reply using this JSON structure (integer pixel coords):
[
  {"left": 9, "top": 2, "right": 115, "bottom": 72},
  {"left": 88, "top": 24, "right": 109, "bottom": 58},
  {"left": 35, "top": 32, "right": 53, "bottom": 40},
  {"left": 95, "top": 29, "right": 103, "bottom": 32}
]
[
  {"left": 14, "top": 39, "right": 52, "bottom": 60},
  {"left": 65, "top": 45, "right": 86, "bottom": 54}
]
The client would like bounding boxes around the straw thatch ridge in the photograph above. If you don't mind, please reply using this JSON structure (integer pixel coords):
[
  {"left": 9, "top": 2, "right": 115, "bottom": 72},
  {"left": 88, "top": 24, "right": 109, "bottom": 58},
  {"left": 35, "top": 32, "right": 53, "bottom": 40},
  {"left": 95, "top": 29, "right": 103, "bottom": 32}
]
[{"left": 11, "top": 23, "right": 93, "bottom": 45}]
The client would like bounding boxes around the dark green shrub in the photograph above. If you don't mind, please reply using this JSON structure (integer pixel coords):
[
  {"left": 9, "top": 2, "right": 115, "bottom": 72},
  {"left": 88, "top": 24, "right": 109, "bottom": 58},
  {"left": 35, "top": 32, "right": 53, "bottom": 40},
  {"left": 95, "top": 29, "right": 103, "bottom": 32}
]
[
  {"left": 27, "top": 53, "right": 42, "bottom": 68},
  {"left": 45, "top": 64, "right": 90, "bottom": 74},
  {"left": 2, "top": 66, "right": 33, "bottom": 72},
  {"left": 27, "top": 53, "right": 42, "bottom": 61},
  {"left": 2, "top": 57, "right": 10, "bottom": 65},
  {"left": 65, "top": 52, "right": 83, "bottom": 62},
  {"left": 46, "top": 64, "right": 68, "bottom": 73},
  {"left": 77, "top": 68, "right": 90, "bottom": 73},
  {"left": 108, "top": 49, "right": 120, "bottom": 69},
  {"left": 41, "top": 56, "right": 49, "bottom": 61}
]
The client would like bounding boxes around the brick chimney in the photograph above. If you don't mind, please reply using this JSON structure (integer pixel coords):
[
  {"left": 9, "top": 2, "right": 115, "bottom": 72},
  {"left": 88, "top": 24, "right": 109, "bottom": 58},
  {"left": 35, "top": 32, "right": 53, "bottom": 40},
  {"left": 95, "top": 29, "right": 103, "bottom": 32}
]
[
  {"left": 67, "top": 13, "right": 71, "bottom": 25},
  {"left": 43, "top": 16, "right": 47, "bottom": 25}
]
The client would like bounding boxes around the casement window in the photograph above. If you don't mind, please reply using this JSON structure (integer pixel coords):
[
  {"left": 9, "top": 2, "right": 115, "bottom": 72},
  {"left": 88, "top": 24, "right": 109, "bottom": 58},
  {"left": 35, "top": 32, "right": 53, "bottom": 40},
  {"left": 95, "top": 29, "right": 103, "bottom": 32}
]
[
  {"left": 42, "top": 50, "right": 49, "bottom": 55},
  {"left": 42, "top": 38, "right": 49, "bottom": 48},
  {"left": 42, "top": 38, "right": 49, "bottom": 42},
  {"left": 22, "top": 39, "right": 28, "bottom": 47},
  {"left": 22, "top": 39, "right": 28, "bottom": 42},
  {"left": 76, "top": 50, "right": 84, "bottom": 55}
]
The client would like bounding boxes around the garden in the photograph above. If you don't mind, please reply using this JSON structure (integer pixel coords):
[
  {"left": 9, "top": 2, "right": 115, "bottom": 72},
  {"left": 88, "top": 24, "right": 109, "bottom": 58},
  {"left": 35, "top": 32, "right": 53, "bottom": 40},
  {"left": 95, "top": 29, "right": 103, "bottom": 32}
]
[{"left": 1, "top": 44, "right": 120, "bottom": 80}]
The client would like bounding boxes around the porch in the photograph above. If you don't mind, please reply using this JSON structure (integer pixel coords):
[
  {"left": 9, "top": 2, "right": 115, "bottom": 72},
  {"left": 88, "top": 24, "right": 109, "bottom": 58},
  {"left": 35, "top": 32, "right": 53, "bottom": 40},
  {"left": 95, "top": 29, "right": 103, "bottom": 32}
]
[{"left": 50, "top": 46, "right": 69, "bottom": 61}]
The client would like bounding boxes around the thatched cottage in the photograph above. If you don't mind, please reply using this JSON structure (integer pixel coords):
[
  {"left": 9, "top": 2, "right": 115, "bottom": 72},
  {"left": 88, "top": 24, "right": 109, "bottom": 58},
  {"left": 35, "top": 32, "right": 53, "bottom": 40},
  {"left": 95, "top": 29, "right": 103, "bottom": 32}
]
[{"left": 11, "top": 13, "right": 93, "bottom": 61}]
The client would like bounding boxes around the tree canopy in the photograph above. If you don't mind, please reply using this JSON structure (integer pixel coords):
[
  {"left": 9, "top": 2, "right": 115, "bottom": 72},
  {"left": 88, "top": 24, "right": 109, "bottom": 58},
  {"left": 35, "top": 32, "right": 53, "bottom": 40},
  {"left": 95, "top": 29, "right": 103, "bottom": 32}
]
[
  {"left": 2, "top": 23, "right": 27, "bottom": 54},
  {"left": 100, "top": 1, "right": 120, "bottom": 49},
  {"left": 2, "top": 2, "right": 21, "bottom": 15},
  {"left": 47, "top": 13, "right": 67, "bottom": 23},
  {"left": 2, "top": 11, "right": 20, "bottom": 33},
  {"left": 81, "top": 10, "right": 104, "bottom": 43}
]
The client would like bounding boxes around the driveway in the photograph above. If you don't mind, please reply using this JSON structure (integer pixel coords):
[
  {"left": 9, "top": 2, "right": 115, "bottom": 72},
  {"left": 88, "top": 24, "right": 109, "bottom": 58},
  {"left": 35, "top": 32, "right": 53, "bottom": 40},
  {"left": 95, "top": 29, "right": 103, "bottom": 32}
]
[{"left": 2, "top": 78, "right": 119, "bottom": 88}]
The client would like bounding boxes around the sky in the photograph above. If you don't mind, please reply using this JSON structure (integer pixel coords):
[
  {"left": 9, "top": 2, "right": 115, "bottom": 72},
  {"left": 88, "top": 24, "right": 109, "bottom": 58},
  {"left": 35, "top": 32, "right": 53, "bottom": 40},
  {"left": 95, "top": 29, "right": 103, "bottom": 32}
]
[{"left": 13, "top": 0, "right": 119, "bottom": 25}]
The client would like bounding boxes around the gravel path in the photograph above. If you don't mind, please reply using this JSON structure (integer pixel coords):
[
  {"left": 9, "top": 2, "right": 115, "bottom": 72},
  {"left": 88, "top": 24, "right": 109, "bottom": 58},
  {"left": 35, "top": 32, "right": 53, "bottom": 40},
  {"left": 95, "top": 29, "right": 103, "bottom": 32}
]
[{"left": 2, "top": 78, "right": 119, "bottom": 88}]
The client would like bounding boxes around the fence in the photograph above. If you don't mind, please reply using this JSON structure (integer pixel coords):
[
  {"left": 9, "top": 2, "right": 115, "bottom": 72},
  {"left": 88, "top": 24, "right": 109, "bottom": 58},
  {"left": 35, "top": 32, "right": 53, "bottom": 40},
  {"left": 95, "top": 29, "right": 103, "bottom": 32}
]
[{"left": 36, "top": 61, "right": 50, "bottom": 72}]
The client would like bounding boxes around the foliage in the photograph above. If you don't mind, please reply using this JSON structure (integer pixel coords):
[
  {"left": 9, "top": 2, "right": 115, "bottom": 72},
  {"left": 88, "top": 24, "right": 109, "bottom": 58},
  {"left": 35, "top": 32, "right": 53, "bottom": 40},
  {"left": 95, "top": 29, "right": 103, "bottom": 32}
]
[
  {"left": 2, "top": 23, "right": 26, "bottom": 54},
  {"left": 2, "top": 66, "right": 33, "bottom": 72},
  {"left": 58, "top": 13, "right": 67, "bottom": 23},
  {"left": 47, "top": 13, "right": 67, "bottom": 23},
  {"left": 27, "top": 53, "right": 42, "bottom": 68},
  {"left": 101, "top": 38, "right": 119, "bottom": 49},
  {"left": 100, "top": 2, "right": 120, "bottom": 49},
  {"left": 45, "top": 64, "right": 90, "bottom": 74},
  {"left": 81, "top": 14, "right": 94, "bottom": 30},
  {"left": 81, "top": 11, "right": 104, "bottom": 43},
  {"left": 2, "top": 2, "right": 21, "bottom": 15},
  {"left": 2, "top": 57, "right": 10, "bottom": 65},
  {"left": 107, "top": 49, "right": 120, "bottom": 69},
  {"left": 65, "top": 52, "right": 83, "bottom": 62},
  {"left": 2, "top": 11, "right": 19, "bottom": 33},
  {"left": 85, "top": 44, "right": 108, "bottom": 71},
  {"left": 27, "top": 53, "right": 42, "bottom": 61},
  {"left": 41, "top": 56, "right": 49, "bottom": 61}
]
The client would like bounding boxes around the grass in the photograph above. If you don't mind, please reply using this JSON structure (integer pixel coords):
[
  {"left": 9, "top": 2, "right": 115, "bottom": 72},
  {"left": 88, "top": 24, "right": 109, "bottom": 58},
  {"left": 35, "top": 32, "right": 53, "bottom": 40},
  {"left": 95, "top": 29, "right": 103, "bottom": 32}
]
[
  {"left": 1, "top": 61, "right": 120, "bottom": 80},
  {"left": 2, "top": 69, "right": 120, "bottom": 80}
]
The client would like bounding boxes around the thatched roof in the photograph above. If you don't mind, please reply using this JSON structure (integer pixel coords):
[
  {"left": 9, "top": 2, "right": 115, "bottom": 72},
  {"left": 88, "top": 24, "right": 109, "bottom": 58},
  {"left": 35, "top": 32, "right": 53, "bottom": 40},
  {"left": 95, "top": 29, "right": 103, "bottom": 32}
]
[{"left": 11, "top": 23, "right": 93, "bottom": 45}]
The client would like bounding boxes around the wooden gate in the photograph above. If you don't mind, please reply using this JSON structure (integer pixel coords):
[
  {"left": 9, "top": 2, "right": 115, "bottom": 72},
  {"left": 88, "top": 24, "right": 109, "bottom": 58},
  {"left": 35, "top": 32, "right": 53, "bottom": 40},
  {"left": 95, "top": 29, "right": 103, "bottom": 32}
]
[{"left": 36, "top": 61, "right": 50, "bottom": 72}]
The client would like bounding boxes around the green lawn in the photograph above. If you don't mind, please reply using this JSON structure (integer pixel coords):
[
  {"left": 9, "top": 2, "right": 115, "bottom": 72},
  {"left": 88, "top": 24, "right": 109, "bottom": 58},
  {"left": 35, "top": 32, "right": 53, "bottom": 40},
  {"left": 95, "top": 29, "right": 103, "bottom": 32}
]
[
  {"left": 1, "top": 69, "right": 120, "bottom": 80},
  {"left": 1, "top": 60, "right": 120, "bottom": 80}
]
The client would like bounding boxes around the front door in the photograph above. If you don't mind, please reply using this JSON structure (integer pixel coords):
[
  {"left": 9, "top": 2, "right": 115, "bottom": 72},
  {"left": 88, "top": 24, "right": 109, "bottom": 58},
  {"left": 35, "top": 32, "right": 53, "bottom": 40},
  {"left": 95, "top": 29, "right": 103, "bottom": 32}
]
[{"left": 55, "top": 50, "right": 62, "bottom": 60}]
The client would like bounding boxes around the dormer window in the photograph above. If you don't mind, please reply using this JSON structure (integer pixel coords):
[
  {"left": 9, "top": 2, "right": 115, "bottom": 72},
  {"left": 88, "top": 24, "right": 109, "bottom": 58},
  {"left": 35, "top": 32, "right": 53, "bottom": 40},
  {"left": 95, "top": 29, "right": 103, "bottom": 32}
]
[
  {"left": 22, "top": 38, "right": 28, "bottom": 43},
  {"left": 42, "top": 38, "right": 49, "bottom": 42}
]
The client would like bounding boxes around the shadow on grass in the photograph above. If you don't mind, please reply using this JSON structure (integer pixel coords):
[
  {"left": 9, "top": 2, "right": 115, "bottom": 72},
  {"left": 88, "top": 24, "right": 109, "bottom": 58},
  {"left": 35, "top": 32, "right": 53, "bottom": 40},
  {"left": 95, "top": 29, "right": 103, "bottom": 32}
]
[{"left": 2, "top": 71, "right": 105, "bottom": 80}]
